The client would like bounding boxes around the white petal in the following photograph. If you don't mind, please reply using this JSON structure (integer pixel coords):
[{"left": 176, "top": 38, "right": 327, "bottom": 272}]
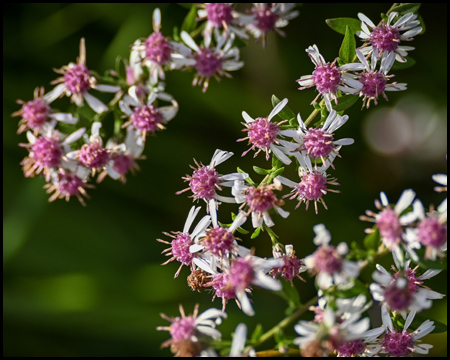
[
  {"left": 94, "top": 84, "right": 121, "bottom": 93},
  {"left": 180, "top": 31, "right": 199, "bottom": 52},
  {"left": 268, "top": 98, "right": 288, "bottom": 120},
  {"left": 83, "top": 92, "right": 108, "bottom": 114},
  {"left": 242, "top": 111, "right": 254, "bottom": 123}
]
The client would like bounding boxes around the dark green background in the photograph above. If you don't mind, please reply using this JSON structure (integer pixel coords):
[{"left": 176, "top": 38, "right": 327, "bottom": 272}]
[{"left": 3, "top": 3, "right": 447, "bottom": 356}]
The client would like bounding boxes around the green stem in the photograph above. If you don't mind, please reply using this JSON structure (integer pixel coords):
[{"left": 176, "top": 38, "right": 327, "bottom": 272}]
[{"left": 304, "top": 99, "right": 325, "bottom": 126}]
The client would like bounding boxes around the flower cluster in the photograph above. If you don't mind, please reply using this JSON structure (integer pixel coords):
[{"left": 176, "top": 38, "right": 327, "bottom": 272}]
[{"left": 14, "top": 4, "right": 299, "bottom": 205}]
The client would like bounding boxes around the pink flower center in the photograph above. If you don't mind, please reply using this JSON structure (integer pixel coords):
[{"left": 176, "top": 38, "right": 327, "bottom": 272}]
[
  {"left": 64, "top": 64, "right": 91, "bottom": 95},
  {"left": 203, "top": 226, "right": 235, "bottom": 257},
  {"left": 189, "top": 166, "right": 220, "bottom": 200},
  {"left": 297, "top": 172, "right": 328, "bottom": 201},
  {"left": 145, "top": 32, "right": 172, "bottom": 65},
  {"left": 246, "top": 186, "right": 278, "bottom": 213},
  {"left": 313, "top": 246, "right": 342, "bottom": 273},
  {"left": 229, "top": 258, "right": 254, "bottom": 290},
  {"left": 376, "top": 208, "right": 402, "bottom": 246},
  {"left": 211, "top": 273, "right": 236, "bottom": 300},
  {"left": 131, "top": 105, "right": 163, "bottom": 133},
  {"left": 381, "top": 330, "right": 414, "bottom": 357},
  {"left": 206, "top": 3, "right": 233, "bottom": 27},
  {"left": 247, "top": 117, "right": 279, "bottom": 151},
  {"left": 253, "top": 4, "right": 279, "bottom": 32},
  {"left": 78, "top": 142, "right": 109, "bottom": 170},
  {"left": 22, "top": 98, "right": 50, "bottom": 129},
  {"left": 171, "top": 233, "right": 195, "bottom": 266},
  {"left": 337, "top": 339, "right": 366, "bottom": 357},
  {"left": 303, "top": 128, "right": 335, "bottom": 159},
  {"left": 57, "top": 172, "right": 86, "bottom": 197},
  {"left": 370, "top": 23, "right": 401, "bottom": 53},
  {"left": 417, "top": 217, "right": 447, "bottom": 248},
  {"left": 112, "top": 154, "right": 136, "bottom": 175},
  {"left": 360, "top": 71, "right": 387, "bottom": 98},
  {"left": 312, "top": 63, "right": 341, "bottom": 94},
  {"left": 194, "top": 48, "right": 223, "bottom": 78},
  {"left": 31, "top": 136, "right": 62, "bottom": 168},
  {"left": 170, "top": 316, "right": 197, "bottom": 341},
  {"left": 271, "top": 255, "right": 304, "bottom": 282},
  {"left": 383, "top": 276, "right": 414, "bottom": 311}
]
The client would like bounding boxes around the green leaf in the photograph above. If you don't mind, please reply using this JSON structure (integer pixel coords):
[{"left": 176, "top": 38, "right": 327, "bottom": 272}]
[
  {"left": 388, "top": 3, "right": 421, "bottom": 17},
  {"left": 272, "top": 154, "right": 282, "bottom": 169},
  {"left": 280, "top": 278, "right": 301, "bottom": 307},
  {"left": 253, "top": 166, "right": 271, "bottom": 175},
  {"left": 417, "top": 13, "right": 426, "bottom": 35},
  {"left": 332, "top": 95, "right": 359, "bottom": 111},
  {"left": 251, "top": 227, "right": 261, "bottom": 239},
  {"left": 364, "top": 227, "right": 380, "bottom": 251},
  {"left": 339, "top": 26, "right": 356, "bottom": 64},
  {"left": 271, "top": 95, "right": 296, "bottom": 121},
  {"left": 237, "top": 167, "right": 256, "bottom": 186},
  {"left": 390, "top": 56, "right": 416, "bottom": 71},
  {"left": 408, "top": 313, "right": 447, "bottom": 334},
  {"left": 325, "top": 17, "right": 362, "bottom": 35},
  {"left": 235, "top": 226, "right": 249, "bottom": 235},
  {"left": 268, "top": 167, "right": 285, "bottom": 183},
  {"left": 251, "top": 323, "right": 264, "bottom": 342},
  {"left": 180, "top": 4, "right": 198, "bottom": 35}
]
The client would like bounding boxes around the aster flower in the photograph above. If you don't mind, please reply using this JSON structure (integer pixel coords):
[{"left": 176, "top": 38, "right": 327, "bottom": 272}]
[
  {"left": 119, "top": 90, "right": 178, "bottom": 141},
  {"left": 171, "top": 31, "right": 244, "bottom": 92},
  {"left": 360, "top": 189, "right": 418, "bottom": 262},
  {"left": 20, "top": 125, "right": 86, "bottom": 182},
  {"left": 176, "top": 149, "right": 248, "bottom": 216},
  {"left": 45, "top": 38, "right": 121, "bottom": 114},
  {"left": 157, "top": 206, "right": 211, "bottom": 278},
  {"left": 294, "top": 300, "right": 370, "bottom": 357},
  {"left": 157, "top": 304, "right": 227, "bottom": 357},
  {"left": 304, "top": 224, "right": 360, "bottom": 290},
  {"left": 193, "top": 247, "right": 283, "bottom": 316},
  {"left": 238, "top": 98, "right": 292, "bottom": 165},
  {"left": 357, "top": 12, "right": 422, "bottom": 64},
  {"left": 13, "top": 87, "right": 78, "bottom": 135},
  {"left": 270, "top": 244, "right": 307, "bottom": 285},
  {"left": 370, "top": 251, "right": 445, "bottom": 318},
  {"left": 404, "top": 200, "right": 447, "bottom": 261},
  {"left": 196, "top": 3, "right": 250, "bottom": 45},
  {"left": 232, "top": 177, "right": 289, "bottom": 228},
  {"left": 244, "top": 3, "right": 299, "bottom": 48},
  {"left": 365, "top": 305, "right": 435, "bottom": 357},
  {"left": 276, "top": 151, "right": 340, "bottom": 214},
  {"left": 97, "top": 126, "right": 145, "bottom": 184},
  {"left": 297, "top": 44, "right": 364, "bottom": 111},
  {"left": 354, "top": 48, "right": 407, "bottom": 109},
  {"left": 131, "top": 8, "right": 175, "bottom": 85},
  {"left": 279, "top": 109, "right": 354, "bottom": 168}
]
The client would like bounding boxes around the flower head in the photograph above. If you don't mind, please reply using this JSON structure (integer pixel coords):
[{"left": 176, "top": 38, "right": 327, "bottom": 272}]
[
  {"left": 357, "top": 12, "right": 422, "bottom": 64},
  {"left": 157, "top": 304, "right": 227, "bottom": 357},
  {"left": 270, "top": 244, "right": 307, "bottom": 284},
  {"left": 297, "top": 45, "right": 364, "bottom": 110}
]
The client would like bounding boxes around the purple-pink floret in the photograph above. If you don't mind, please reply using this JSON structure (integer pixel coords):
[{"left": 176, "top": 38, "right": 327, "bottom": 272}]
[
  {"left": 31, "top": 136, "right": 63, "bottom": 168},
  {"left": 370, "top": 24, "right": 401, "bottom": 53},
  {"left": 313, "top": 246, "right": 342, "bottom": 274},
  {"left": 64, "top": 64, "right": 91, "bottom": 95},
  {"left": 417, "top": 217, "right": 447, "bottom": 248},
  {"left": 252, "top": 4, "right": 279, "bottom": 32},
  {"left": 131, "top": 105, "right": 163, "bottom": 133},
  {"left": 312, "top": 63, "right": 341, "bottom": 94},
  {"left": 272, "top": 255, "right": 304, "bottom": 282},
  {"left": 247, "top": 117, "right": 279, "bottom": 151},
  {"left": 189, "top": 166, "right": 220, "bottom": 200},
  {"left": 145, "top": 32, "right": 172, "bottom": 65},
  {"left": 169, "top": 316, "right": 197, "bottom": 341},
  {"left": 112, "top": 154, "right": 136, "bottom": 175},
  {"left": 229, "top": 258, "right": 254, "bottom": 290},
  {"left": 297, "top": 172, "right": 328, "bottom": 201},
  {"left": 194, "top": 48, "right": 223, "bottom": 78},
  {"left": 171, "top": 233, "right": 195, "bottom": 266},
  {"left": 211, "top": 273, "right": 236, "bottom": 300},
  {"left": 206, "top": 3, "right": 233, "bottom": 27},
  {"left": 78, "top": 142, "right": 109, "bottom": 170},
  {"left": 337, "top": 339, "right": 367, "bottom": 357},
  {"left": 246, "top": 186, "right": 277, "bottom": 213},
  {"left": 203, "top": 227, "right": 235, "bottom": 257},
  {"left": 21, "top": 98, "right": 50, "bottom": 130},
  {"left": 381, "top": 330, "right": 414, "bottom": 357},
  {"left": 57, "top": 172, "right": 86, "bottom": 197},
  {"left": 360, "top": 71, "right": 387, "bottom": 98},
  {"left": 376, "top": 209, "right": 402, "bottom": 246},
  {"left": 303, "top": 128, "right": 335, "bottom": 159}
]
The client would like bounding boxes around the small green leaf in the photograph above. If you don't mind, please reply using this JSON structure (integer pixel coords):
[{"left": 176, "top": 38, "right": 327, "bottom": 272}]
[
  {"left": 180, "top": 4, "right": 198, "bottom": 35},
  {"left": 388, "top": 3, "right": 421, "bottom": 17},
  {"left": 271, "top": 95, "right": 296, "bottom": 121},
  {"left": 332, "top": 95, "right": 359, "bottom": 111},
  {"left": 237, "top": 167, "right": 256, "bottom": 186},
  {"left": 417, "top": 13, "right": 426, "bottom": 34},
  {"left": 251, "top": 227, "right": 261, "bottom": 239},
  {"left": 272, "top": 154, "right": 282, "bottom": 169},
  {"left": 253, "top": 166, "right": 271, "bottom": 175},
  {"left": 268, "top": 167, "right": 285, "bottom": 183},
  {"left": 390, "top": 56, "right": 416, "bottom": 71},
  {"left": 251, "top": 324, "right": 264, "bottom": 342},
  {"left": 339, "top": 26, "right": 356, "bottom": 65},
  {"left": 364, "top": 228, "right": 380, "bottom": 251},
  {"left": 326, "top": 17, "right": 362, "bottom": 35},
  {"left": 235, "top": 226, "right": 249, "bottom": 235}
]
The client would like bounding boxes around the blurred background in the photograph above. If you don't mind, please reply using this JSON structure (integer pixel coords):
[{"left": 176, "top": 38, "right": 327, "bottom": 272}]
[{"left": 3, "top": 3, "right": 447, "bottom": 357}]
